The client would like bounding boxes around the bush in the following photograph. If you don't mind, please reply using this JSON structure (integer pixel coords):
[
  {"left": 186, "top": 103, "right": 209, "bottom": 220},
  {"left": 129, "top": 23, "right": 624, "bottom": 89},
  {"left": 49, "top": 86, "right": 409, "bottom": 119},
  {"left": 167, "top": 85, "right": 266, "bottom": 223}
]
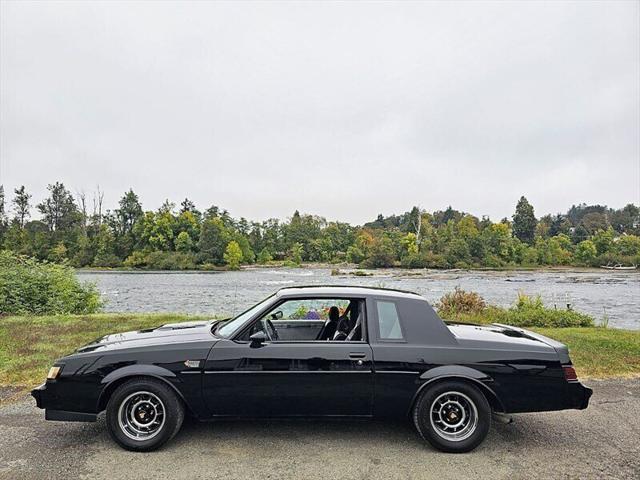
[
  {"left": 123, "top": 251, "right": 196, "bottom": 270},
  {"left": 0, "top": 250, "right": 102, "bottom": 315},
  {"left": 436, "top": 287, "right": 486, "bottom": 317},
  {"left": 437, "top": 288, "right": 595, "bottom": 328}
]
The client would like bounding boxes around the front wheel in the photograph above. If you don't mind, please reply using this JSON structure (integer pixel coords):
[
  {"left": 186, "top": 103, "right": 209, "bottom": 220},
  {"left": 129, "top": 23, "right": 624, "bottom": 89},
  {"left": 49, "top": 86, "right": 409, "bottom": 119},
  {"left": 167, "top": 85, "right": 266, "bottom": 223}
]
[
  {"left": 106, "top": 378, "right": 185, "bottom": 452},
  {"left": 413, "top": 380, "right": 491, "bottom": 453}
]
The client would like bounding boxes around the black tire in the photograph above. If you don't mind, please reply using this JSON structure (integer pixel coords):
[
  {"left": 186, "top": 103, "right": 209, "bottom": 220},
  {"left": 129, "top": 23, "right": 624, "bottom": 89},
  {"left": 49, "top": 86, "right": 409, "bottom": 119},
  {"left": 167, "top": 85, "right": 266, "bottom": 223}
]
[
  {"left": 106, "top": 378, "right": 185, "bottom": 452},
  {"left": 413, "top": 380, "right": 491, "bottom": 453}
]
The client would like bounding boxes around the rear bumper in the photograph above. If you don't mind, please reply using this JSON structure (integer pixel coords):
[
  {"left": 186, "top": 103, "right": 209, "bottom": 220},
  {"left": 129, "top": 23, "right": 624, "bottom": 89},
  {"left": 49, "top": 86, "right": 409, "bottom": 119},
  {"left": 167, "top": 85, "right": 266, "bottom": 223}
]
[
  {"left": 31, "top": 383, "right": 97, "bottom": 422},
  {"left": 571, "top": 382, "right": 593, "bottom": 410}
]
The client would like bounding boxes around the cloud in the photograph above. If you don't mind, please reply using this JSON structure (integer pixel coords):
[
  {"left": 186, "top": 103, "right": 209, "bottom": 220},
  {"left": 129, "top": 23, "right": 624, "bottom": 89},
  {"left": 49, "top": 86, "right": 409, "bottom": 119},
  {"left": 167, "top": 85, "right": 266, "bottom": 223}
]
[{"left": 1, "top": 0, "right": 638, "bottom": 224}]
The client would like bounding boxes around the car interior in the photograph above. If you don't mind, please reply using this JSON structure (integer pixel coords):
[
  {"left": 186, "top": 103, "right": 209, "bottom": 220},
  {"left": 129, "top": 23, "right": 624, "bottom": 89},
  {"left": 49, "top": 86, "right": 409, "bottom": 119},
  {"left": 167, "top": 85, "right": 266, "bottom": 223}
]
[{"left": 241, "top": 298, "right": 365, "bottom": 342}]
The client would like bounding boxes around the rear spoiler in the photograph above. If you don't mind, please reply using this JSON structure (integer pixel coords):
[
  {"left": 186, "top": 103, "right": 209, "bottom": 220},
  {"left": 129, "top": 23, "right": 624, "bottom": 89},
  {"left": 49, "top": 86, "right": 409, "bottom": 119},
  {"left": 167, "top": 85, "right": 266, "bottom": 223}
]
[{"left": 491, "top": 323, "right": 571, "bottom": 364}]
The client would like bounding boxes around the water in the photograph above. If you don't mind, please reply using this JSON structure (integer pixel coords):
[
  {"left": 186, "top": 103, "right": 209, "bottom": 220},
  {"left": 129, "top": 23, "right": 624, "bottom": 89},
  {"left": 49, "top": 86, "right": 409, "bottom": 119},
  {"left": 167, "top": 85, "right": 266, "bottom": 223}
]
[{"left": 77, "top": 268, "right": 640, "bottom": 330}]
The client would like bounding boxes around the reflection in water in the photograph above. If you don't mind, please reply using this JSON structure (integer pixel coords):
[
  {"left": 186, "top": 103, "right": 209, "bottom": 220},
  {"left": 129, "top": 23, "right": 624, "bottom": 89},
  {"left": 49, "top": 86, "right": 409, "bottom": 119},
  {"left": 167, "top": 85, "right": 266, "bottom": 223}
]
[{"left": 77, "top": 268, "right": 639, "bottom": 330}]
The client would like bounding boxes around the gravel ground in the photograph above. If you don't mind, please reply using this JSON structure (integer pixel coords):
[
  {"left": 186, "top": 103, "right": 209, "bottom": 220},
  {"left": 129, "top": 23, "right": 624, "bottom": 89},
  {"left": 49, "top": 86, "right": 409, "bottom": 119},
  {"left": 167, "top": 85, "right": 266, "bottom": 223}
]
[{"left": 0, "top": 378, "right": 638, "bottom": 480}]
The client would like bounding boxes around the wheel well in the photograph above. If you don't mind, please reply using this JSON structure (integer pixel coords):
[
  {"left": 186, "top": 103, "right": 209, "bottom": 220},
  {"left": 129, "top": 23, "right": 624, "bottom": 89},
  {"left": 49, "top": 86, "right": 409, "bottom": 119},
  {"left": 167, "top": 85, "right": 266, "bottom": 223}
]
[
  {"left": 409, "top": 376, "right": 505, "bottom": 416},
  {"left": 98, "top": 375, "right": 188, "bottom": 413}
]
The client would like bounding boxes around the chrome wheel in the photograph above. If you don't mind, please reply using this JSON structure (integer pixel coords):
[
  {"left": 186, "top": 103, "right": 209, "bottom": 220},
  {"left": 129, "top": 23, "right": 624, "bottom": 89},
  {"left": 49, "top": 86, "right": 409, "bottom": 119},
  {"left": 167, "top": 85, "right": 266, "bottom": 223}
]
[
  {"left": 429, "top": 391, "right": 478, "bottom": 442},
  {"left": 118, "top": 391, "right": 166, "bottom": 441}
]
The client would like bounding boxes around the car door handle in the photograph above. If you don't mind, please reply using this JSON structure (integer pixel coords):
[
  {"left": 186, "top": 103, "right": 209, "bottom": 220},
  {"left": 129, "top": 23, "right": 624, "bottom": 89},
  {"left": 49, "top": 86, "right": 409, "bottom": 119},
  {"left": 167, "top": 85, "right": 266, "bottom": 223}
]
[{"left": 349, "top": 352, "right": 366, "bottom": 359}]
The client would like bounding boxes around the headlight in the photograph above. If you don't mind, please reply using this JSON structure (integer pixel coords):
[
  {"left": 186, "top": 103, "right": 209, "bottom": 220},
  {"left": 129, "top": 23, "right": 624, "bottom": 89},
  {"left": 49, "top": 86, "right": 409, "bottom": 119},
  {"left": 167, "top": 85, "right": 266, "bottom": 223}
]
[{"left": 47, "top": 366, "right": 62, "bottom": 380}]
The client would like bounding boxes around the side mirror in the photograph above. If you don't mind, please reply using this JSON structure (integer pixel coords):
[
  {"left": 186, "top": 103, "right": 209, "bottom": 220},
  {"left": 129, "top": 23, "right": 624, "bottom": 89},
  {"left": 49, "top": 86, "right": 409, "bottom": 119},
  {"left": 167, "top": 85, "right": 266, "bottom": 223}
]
[
  {"left": 270, "top": 310, "right": 283, "bottom": 320},
  {"left": 250, "top": 331, "right": 268, "bottom": 347}
]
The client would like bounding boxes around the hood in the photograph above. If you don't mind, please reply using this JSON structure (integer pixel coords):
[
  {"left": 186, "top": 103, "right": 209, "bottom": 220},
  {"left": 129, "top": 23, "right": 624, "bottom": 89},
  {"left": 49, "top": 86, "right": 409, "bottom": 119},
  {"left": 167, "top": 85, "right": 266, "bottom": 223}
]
[
  {"left": 447, "top": 323, "right": 559, "bottom": 354},
  {"left": 75, "top": 320, "right": 218, "bottom": 354}
]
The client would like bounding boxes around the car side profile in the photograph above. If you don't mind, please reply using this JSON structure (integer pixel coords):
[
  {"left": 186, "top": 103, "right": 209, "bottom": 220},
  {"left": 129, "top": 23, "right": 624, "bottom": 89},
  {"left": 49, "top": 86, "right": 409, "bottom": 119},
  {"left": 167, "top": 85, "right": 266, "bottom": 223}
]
[{"left": 32, "top": 286, "right": 592, "bottom": 453}]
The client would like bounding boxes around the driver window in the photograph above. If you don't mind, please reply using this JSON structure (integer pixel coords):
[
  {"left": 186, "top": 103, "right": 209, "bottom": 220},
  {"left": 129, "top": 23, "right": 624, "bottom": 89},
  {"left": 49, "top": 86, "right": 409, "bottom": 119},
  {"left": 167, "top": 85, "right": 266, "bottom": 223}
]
[{"left": 247, "top": 298, "right": 364, "bottom": 342}]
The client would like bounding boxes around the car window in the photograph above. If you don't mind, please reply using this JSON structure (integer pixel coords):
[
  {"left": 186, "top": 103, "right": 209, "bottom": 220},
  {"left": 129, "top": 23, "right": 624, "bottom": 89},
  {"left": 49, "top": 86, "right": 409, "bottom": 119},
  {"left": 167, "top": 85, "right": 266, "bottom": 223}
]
[
  {"left": 375, "top": 301, "right": 403, "bottom": 340},
  {"left": 267, "top": 299, "right": 350, "bottom": 321},
  {"left": 241, "top": 298, "right": 364, "bottom": 342},
  {"left": 216, "top": 294, "right": 275, "bottom": 338}
]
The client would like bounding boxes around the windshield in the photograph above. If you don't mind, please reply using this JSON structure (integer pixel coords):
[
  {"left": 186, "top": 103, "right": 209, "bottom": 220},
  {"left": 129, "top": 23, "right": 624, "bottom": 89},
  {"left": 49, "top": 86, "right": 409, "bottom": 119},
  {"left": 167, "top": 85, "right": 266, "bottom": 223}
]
[{"left": 215, "top": 294, "right": 275, "bottom": 338}]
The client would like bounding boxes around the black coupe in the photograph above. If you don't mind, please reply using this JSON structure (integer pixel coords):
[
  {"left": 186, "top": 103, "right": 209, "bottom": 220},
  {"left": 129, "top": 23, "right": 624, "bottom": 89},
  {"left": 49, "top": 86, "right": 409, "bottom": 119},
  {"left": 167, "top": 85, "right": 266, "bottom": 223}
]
[{"left": 32, "top": 286, "right": 592, "bottom": 453}]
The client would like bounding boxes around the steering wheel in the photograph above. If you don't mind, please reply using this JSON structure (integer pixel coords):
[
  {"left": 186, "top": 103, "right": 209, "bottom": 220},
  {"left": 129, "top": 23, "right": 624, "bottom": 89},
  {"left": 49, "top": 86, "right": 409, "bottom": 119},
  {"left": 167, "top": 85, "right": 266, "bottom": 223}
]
[{"left": 261, "top": 318, "right": 279, "bottom": 341}]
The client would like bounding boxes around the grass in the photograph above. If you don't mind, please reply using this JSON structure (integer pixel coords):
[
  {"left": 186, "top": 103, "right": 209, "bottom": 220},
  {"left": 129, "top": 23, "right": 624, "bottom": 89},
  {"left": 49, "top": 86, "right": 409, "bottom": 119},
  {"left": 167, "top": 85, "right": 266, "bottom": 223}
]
[
  {"left": 0, "top": 313, "right": 207, "bottom": 389},
  {"left": 0, "top": 314, "right": 637, "bottom": 396},
  {"left": 532, "top": 327, "right": 640, "bottom": 379}
]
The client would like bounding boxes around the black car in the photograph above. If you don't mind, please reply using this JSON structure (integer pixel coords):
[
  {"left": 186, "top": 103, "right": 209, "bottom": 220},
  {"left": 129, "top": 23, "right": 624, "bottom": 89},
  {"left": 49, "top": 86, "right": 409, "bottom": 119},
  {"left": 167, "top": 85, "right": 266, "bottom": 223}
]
[{"left": 32, "top": 286, "right": 592, "bottom": 453}]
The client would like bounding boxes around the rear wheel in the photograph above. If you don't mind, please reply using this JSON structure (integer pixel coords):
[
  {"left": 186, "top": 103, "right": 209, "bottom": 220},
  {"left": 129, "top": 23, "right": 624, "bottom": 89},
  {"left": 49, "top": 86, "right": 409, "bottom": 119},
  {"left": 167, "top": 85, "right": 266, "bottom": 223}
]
[
  {"left": 413, "top": 380, "right": 491, "bottom": 453},
  {"left": 106, "top": 378, "right": 184, "bottom": 452}
]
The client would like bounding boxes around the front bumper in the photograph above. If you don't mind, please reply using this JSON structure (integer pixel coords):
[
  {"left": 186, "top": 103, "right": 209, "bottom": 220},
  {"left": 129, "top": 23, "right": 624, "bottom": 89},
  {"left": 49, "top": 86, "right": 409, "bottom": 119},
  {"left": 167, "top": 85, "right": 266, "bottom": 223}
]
[{"left": 31, "top": 383, "right": 97, "bottom": 422}]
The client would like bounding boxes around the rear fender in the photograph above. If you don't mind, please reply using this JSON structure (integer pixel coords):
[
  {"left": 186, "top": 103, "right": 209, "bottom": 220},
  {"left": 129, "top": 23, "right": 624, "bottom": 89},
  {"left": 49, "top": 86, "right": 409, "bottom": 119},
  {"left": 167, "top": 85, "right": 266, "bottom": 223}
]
[{"left": 409, "top": 365, "right": 505, "bottom": 414}]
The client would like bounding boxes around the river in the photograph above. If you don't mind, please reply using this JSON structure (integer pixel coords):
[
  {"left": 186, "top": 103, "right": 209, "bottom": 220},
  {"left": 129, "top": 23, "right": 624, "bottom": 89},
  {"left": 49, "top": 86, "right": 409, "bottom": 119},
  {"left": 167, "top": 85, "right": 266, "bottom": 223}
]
[{"left": 76, "top": 268, "right": 639, "bottom": 330}]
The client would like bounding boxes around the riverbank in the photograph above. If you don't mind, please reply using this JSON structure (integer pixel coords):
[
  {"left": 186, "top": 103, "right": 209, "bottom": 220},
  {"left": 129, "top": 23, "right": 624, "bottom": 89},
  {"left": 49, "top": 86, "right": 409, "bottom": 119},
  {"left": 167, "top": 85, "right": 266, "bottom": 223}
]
[
  {"left": 75, "top": 263, "right": 636, "bottom": 274},
  {"left": 0, "top": 314, "right": 638, "bottom": 399}
]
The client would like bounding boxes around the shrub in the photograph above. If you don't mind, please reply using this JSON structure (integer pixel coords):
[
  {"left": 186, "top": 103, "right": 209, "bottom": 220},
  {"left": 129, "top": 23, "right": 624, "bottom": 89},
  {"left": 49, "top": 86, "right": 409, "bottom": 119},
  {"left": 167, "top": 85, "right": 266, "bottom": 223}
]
[
  {"left": 437, "top": 288, "right": 595, "bottom": 328},
  {"left": 436, "top": 287, "right": 486, "bottom": 317},
  {"left": 145, "top": 251, "right": 196, "bottom": 270},
  {"left": 0, "top": 250, "right": 101, "bottom": 315},
  {"left": 124, "top": 251, "right": 196, "bottom": 270}
]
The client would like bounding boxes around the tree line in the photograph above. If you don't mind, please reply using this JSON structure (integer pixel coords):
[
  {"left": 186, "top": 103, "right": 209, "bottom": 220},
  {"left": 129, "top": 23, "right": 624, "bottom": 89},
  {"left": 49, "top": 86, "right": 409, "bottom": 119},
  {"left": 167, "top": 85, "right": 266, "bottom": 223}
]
[{"left": 0, "top": 183, "right": 638, "bottom": 270}]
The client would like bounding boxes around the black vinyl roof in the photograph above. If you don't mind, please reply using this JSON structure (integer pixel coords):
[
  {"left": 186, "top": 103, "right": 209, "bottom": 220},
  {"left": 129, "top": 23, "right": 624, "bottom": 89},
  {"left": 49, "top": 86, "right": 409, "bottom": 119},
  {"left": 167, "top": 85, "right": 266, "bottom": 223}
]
[{"left": 276, "top": 285, "right": 423, "bottom": 300}]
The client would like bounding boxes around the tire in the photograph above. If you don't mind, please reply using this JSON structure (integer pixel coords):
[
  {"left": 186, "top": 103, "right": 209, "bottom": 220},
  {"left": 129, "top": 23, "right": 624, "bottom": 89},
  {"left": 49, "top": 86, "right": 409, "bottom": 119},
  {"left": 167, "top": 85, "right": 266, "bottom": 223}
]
[
  {"left": 106, "top": 378, "right": 185, "bottom": 452},
  {"left": 413, "top": 380, "right": 491, "bottom": 453}
]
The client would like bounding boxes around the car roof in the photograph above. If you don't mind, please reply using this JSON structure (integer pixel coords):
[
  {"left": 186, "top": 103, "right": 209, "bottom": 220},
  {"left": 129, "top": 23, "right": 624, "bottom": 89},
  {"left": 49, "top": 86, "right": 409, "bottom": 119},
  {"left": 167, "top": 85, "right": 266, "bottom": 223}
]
[{"left": 276, "top": 285, "right": 425, "bottom": 300}]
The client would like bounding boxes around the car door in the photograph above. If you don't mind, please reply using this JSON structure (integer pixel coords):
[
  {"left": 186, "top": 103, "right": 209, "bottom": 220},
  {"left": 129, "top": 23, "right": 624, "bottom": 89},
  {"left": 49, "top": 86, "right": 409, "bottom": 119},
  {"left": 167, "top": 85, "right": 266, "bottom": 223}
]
[{"left": 202, "top": 298, "right": 374, "bottom": 417}]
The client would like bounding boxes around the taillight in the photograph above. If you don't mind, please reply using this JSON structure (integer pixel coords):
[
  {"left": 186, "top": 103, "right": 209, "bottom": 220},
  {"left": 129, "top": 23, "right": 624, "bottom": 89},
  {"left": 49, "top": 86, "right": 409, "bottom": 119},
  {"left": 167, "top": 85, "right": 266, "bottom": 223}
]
[{"left": 563, "top": 365, "right": 578, "bottom": 381}]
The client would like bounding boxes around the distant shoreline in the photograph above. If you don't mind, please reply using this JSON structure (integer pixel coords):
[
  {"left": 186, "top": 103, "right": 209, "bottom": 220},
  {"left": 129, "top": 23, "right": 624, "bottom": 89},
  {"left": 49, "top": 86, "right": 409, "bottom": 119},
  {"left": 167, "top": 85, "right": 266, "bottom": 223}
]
[{"left": 74, "top": 264, "right": 638, "bottom": 274}]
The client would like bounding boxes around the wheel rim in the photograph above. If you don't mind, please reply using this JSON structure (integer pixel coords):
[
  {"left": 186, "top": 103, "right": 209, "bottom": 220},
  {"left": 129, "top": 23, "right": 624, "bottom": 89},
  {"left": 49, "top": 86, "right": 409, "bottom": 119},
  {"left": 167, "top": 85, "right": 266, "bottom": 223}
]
[
  {"left": 429, "top": 391, "right": 478, "bottom": 442},
  {"left": 118, "top": 391, "right": 166, "bottom": 441}
]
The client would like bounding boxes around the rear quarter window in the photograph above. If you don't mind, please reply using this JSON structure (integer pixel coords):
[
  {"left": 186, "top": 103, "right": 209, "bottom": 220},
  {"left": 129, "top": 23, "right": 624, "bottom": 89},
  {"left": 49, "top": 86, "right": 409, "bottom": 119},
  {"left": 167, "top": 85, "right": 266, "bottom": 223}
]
[{"left": 375, "top": 300, "right": 404, "bottom": 340}]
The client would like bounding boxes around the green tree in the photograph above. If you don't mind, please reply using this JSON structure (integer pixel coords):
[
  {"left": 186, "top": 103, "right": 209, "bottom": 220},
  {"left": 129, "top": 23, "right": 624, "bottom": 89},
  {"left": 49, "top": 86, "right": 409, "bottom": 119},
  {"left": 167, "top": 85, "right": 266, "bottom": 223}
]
[
  {"left": 12, "top": 186, "right": 32, "bottom": 228},
  {"left": 257, "top": 247, "right": 273, "bottom": 264},
  {"left": 616, "top": 235, "right": 640, "bottom": 257},
  {"left": 198, "top": 217, "right": 230, "bottom": 264},
  {"left": 592, "top": 228, "right": 614, "bottom": 256},
  {"left": 287, "top": 242, "right": 304, "bottom": 265},
  {"left": 175, "top": 231, "right": 193, "bottom": 253},
  {"left": 223, "top": 241, "right": 243, "bottom": 270},
  {"left": 512, "top": 196, "right": 537, "bottom": 244},
  {"left": 0, "top": 185, "right": 6, "bottom": 243},
  {"left": 363, "top": 235, "right": 396, "bottom": 268},
  {"left": 36, "top": 182, "right": 79, "bottom": 232},
  {"left": 115, "top": 190, "right": 143, "bottom": 235},
  {"left": 575, "top": 240, "right": 597, "bottom": 265}
]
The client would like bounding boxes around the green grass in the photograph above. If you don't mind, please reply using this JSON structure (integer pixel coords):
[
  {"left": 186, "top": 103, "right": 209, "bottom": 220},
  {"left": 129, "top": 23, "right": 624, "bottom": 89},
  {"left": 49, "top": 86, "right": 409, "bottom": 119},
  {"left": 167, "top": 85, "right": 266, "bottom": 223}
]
[
  {"left": 0, "top": 313, "right": 207, "bottom": 388},
  {"left": 532, "top": 327, "right": 640, "bottom": 379},
  {"left": 0, "top": 315, "right": 637, "bottom": 395}
]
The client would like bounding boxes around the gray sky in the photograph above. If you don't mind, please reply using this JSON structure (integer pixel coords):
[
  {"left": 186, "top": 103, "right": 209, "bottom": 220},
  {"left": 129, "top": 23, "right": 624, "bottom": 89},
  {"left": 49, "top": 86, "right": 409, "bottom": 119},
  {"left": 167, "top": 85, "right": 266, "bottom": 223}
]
[{"left": 1, "top": 0, "right": 638, "bottom": 225}]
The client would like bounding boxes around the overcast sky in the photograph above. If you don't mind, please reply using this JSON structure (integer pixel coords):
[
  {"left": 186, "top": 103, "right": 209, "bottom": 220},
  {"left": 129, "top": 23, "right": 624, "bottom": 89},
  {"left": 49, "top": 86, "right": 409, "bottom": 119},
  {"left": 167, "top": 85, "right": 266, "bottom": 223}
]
[{"left": 1, "top": 1, "right": 638, "bottom": 225}]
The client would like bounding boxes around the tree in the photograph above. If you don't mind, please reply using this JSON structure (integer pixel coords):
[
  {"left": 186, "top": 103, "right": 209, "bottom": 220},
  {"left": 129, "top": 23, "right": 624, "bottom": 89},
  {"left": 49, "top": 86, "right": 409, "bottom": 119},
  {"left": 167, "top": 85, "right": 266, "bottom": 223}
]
[
  {"left": 37, "top": 182, "right": 79, "bottom": 231},
  {"left": 12, "top": 185, "right": 31, "bottom": 228},
  {"left": 116, "top": 190, "right": 143, "bottom": 235},
  {"left": 179, "top": 198, "right": 200, "bottom": 218},
  {"left": 223, "top": 241, "right": 243, "bottom": 269},
  {"left": 287, "top": 242, "right": 304, "bottom": 265},
  {"left": 175, "top": 231, "right": 193, "bottom": 253},
  {"left": 257, "top": 247, "right": 273, "bottom": 264},
  {"left": 363, "top": 235, "right": 396, "bottom": 268},
  {"left": 512, "top": 196, "right": 537, "bottom": 244},
  {"left": 575, "top": 240, "right": 597, "bottom": 265},
  {"left": 198, "top": 217, "right": 230, "bottom": 264}
]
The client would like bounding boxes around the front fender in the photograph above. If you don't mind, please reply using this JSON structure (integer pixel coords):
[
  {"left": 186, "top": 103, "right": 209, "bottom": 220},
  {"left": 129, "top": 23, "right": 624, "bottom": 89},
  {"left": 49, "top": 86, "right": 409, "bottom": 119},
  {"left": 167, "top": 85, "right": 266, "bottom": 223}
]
[
  {"left": 409, "top": 365, "right": 505, "bottom": 414},
  {"left": 97, "top": 364, "right": 185, "bottom": 412}
]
